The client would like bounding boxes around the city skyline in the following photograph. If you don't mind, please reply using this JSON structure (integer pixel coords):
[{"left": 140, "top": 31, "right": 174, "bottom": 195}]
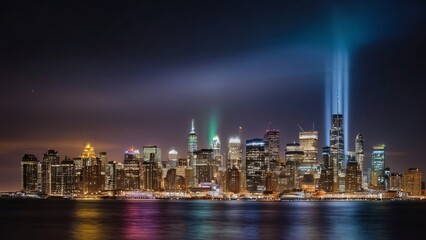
[{"left": 1, "top": 1, "right": 426, "bottom": 191}]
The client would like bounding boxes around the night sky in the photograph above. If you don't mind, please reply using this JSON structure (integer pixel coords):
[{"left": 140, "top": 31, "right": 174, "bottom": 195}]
[{"left": 1, "top": 1, "right": 425, "bottom": 191}]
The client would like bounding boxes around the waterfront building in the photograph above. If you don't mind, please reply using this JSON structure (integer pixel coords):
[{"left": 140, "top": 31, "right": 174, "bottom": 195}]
[
  {"left": 106, "top": 161, "right": 125, "bottom": 191},
  {"left": 299, "top": 131, "right": 318, "bottom": 164},
  {"left": 40, "top": 149, "right": 60, "bottom": 195},
  {"left": 141, "top": 153, "right": 161, "bottom": 191},
  {"left": 330, "top": 114, "right": 345, "bottom": 192},
  {"left": 355, "top": 133, "right": 364, "bottom": 171},
  {"left": 226, "top": 166, "right": 240, "bottom": 193},
  {"left": 164, "top": 168, "right": 177, "bottom": 191},
  {"left": 21, "top": 154, "right": 39, "bottom": 192},
  {"left": 99, "top": 152, "right": 107, "bottom": 190},
  {"left": 246, "top": 139, "right": 266, "bottom": 193},
  {"left": 345, "top": 152, "right": 361, "bottom": 192},
  {"left": 264, "top": 129, "right": 280, "bottom": 171},
  {"left": 319, "top": 147, "right": 333, "bottom": 192},
  {"left": 143, "top": 145, "right": 161, "bottom": 163},
  {"left": 194, "top": 149, "right": 214, "bottom": 184},
  {"left": 80, "top": 144, "right": 102, "bottom": 195},
  {"left": 188, "top": 119, "right": 198, "bottom": 186},
  {"left": 51, "top": 158, "right": 75, "bottom": 195},
  {"left": 123, "top": 148, "right": 141, "bottom": 191},
  {"left": 389, "top": 173, "right": 402, "bottom": 191},
  {"left": 371, "top": 144, "right": 385, "bottom": 188},
  {"left": 402, "top": 168, "right": 422, "bottom": 195},
  {"left": 228, "top": 137, "right": 242, "bottom": 169},
  {"left": 168, "top": 148, "right": 178, "bottom": 169}
]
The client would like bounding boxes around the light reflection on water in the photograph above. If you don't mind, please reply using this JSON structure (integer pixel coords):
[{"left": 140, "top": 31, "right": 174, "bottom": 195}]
[{"left": 1, "top": 199, "right": 425, "bottom": 239}]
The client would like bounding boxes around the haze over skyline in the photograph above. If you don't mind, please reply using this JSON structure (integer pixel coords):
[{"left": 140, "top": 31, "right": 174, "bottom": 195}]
[{"left": 1, "top": 1, "right": 425, "bottom": 191}]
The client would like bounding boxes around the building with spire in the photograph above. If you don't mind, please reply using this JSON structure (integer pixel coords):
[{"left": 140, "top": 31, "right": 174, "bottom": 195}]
[
  {"left": 330, "top": 114, "right": 345, "bottom": 192},
  {"left": 187, "top": 119, "right": 197, "bottom": 186}
]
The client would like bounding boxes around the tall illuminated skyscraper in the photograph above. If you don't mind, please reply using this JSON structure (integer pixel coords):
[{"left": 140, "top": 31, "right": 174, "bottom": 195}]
[
  {"left": 228, "top": 137, "right": 242, "bottom": 169},
  {"left": 371, "top": 144, "right": 385, "bottom": 188},
  {"left": 41, "top": 149, "right": 60, "bottom": 195},
  {"left": 264, "top": 129, "right": 280, "bottom": 170},
  {"left": 81, "top": 144, "right": 102, "bottom": 195},
  {"left": 246, "top": 139, "right": 266, "bottom": 193},
  {"left": 123, "top": 148, "right": 141, "bottom": 191},
  {"left": 21, "top": 154, "right": 39, "bottom": 192},
  {"left": 330, "top": 114, "right": 345, "bottom": 192},
  {"left": 299, "top": 131, "right": 318, "bottom": 164},
  {"left": 355, "top": 134, "right": 364, "bottom": 170},
  {"left": 194, "top": 149, "right": 214, "bottom": 184},
  {"left": 143, "top": 145, "right": 161, "bottom": 163},
  {"left": 168, "top": 148, "right": 178, "bottom": 169},
  {"left": 188, "top": 119, "right": 198, "bottom": 163}
]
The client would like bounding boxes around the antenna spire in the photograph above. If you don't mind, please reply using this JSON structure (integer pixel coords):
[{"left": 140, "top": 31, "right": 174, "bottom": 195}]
[{"left": 191, "top": 119, "right": 195, "bottom": 133}]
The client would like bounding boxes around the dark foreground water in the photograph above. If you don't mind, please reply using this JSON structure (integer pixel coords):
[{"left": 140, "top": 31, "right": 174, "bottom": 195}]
[{"left": 1, "top": 199, "right": 426, "bottom": 240}]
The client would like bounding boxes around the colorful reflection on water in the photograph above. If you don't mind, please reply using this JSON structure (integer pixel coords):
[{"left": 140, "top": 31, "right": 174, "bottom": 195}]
[{"left": 1, "top": 199, "right": 425, "bottom": 239}]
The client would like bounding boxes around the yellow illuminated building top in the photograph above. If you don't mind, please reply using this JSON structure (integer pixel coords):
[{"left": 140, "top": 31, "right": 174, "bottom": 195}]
[{"left": 81, "top": 143, "right": 96, "bottom": 158}]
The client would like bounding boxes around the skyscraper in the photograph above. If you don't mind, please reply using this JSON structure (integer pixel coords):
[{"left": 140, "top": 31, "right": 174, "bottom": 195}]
[
  {"left": 168, "top": 148, "right": 178, "bottom": 169},
  {"left": 264, "top": 129, "right": 280, "bottom": 170},
  {"left": 226, "top": 166, "right": 240, "bottom": 193},
  {"left": 21, "top": 154, "right": 39, "bottom": 192},
  {"left": 41, "top": 149, "right": 60, "bottom": 195},
  {"left": 123, "top": 148, "right": 141, "bottom": 191},
  {"left": 228, "top": 137, "right": 242, "bottom": 169},
  {"left": 81, "top": 144, "right": 102, "bottom": 195},
  {"left": 355, "top": 133, "right": 364, "bottom": 171},
  {"left": 246, "top": 139, "right": 266, "bottom": 193},
  {"left": 345, "top": 151, "right": 361, "bottom": 192},
  {"left": 188, "top": 119, "right": 198, "bottom": 165},
  {"left": 211, "top": 135, "right": 223, "bottom": 167},
  {"left": 187, "top": 119, "right": 198, "bottom": 187},
  {"left": 371, "top": 144, "right": 385, "bottom": 188},
  {"left": 402, "top": 168, "right": 422, "bottom": 196},
  {"left": 143, "top": 145, "right": 161, "bottom": 163},
  {"left": 194, "top": 149, "right": 214, "bottom": 184},
  {"left": 330, "top": 114, "right": 345, "bottom": 192},
  {"left": 299, "top": 131, "right": 318, "bottom": 164}
]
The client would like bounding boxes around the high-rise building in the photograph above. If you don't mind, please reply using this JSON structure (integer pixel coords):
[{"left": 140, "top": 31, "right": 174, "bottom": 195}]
[
  {"left": 355, "top": 133, "right": 365, "bottom": 187},
  {"left": 285, "top": 143, "right": 304, "bottom": 163},
  {"left": 371, "top": 144, "right": 385, "bottom": 188},
  {"left": 99, "top": 152, "right": 107, "bottom": 190},
  {"left": 21, "top": 154, "right": 39, "bottom": 192},
  {"left": 51, "top": 158, "right": 75, "bottom": 196},
  {"left": 228, "top": 137, "right": 242, "bottom": 169},
  {"left": 81, "top": 144, "right": 102, "bottom": 195},
  {"left": 299, "top": 131, "right": 318, "bottom": 164},
  {"left": 319, "top": 147, "right": 334, "bottom": 192},
  {"left": 226, "top": 166, "right": 240, "bottom": 193},
  {"left": 168, "top": 148, "right": 178, "bottom": 169},
  {"left": 40, "top": 149, "right": 60, "bottom": 195},
  {"left": 143, "top": 145, "right": 161, "bottom": 163},
  {"left": 164, "top": 168, "right": 177, "bottom": 191},
  {"left": 330, "top": 114, "right": 345, "bottom": 192},
  {"left": 345, "top": 152, "right": 361, "bottom": 192},
  {"left": 188, "top": 119, "right": 198, "bottom": 164},
  {"left": 402, "top": 168, "right": 422, "bottom": 196},
  {"left": 264, "top": 129, "right": 280, "bottom": 171},
  {"left": 389, "top": 173, "right": 402, "bottom": 191},
  {"left": 211, "top": 135, "right": 224, "bottom": 167},
  {"left": 194, "top": 149, "right": 214, "bottom": 184},
  {"left": 106, "top": 161, "right": 124, "bottom": 191},
  {"left": 123, "top": 148, "right": 141, "bottom": 191},
  {"left": 246, "top": 139, "right": 266, "bottom": 193},
  {"left": 141, "top": 160, "right": 161, "bottom": 191},
  {"left": 355, "top": 134, "right": 364, "bottom": 170}
]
